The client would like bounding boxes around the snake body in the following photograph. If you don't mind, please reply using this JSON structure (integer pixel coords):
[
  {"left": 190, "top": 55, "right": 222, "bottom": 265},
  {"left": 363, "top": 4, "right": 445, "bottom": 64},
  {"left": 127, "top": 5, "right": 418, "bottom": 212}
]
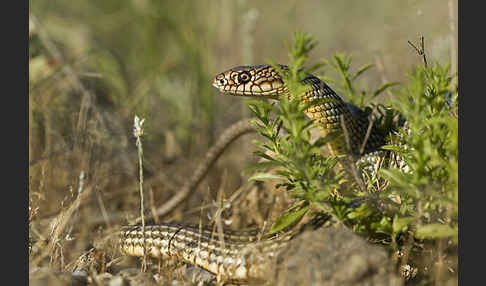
[
  {"left": 120, "top": 224, "right": 292, "bottom": 282},
  {"left": 119, "top": 64, "right": 389, "bottom": 281}
]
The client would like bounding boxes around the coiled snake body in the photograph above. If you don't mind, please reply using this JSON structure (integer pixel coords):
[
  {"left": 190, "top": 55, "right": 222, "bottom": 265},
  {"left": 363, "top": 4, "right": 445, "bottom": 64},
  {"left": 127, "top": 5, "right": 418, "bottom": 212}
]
[{"left": 120, "top": 64, "right": 389, "bottom": 282}]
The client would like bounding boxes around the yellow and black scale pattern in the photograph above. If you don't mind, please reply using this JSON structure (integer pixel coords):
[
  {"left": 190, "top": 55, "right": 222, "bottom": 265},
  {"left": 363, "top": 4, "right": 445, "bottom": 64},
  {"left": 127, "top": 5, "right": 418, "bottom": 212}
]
[
  {"left": 120, "top": 224, "right": 292, "bottom": 281},
  {"left": 212, "top": 64, "right": 386, "bottom": 157}
]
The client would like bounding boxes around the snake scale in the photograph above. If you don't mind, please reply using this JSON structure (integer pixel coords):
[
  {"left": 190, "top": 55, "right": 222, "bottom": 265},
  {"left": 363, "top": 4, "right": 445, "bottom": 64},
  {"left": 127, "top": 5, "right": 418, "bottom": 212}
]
[{"left": 119, "top": 64, "right": 390, "bottom": 282}]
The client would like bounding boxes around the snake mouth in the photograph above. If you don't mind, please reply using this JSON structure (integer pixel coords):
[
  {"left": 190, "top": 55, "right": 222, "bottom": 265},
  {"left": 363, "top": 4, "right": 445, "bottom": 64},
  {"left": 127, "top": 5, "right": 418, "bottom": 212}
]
[
  {"left": 214, "top": 86, "right": 280, "bottom": 98},
  {"left": 212, "top": 77, "right": 282, "bottom": 99}
]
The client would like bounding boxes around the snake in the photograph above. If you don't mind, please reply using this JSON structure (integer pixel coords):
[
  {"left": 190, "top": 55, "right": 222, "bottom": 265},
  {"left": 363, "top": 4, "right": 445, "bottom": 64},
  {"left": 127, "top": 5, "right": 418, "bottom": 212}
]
[
  {"left": 119, "top": 64, "right": 390, "bottom": 282},
  {"left": 212, "top": 64, "right": 386, "bottom": 156}
]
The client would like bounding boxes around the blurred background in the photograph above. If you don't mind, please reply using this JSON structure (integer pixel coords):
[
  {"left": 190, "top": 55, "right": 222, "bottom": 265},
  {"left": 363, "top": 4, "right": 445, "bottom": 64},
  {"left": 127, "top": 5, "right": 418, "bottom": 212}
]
[{"left": 29, "top": 0, "right": 457, "bottom": 278}]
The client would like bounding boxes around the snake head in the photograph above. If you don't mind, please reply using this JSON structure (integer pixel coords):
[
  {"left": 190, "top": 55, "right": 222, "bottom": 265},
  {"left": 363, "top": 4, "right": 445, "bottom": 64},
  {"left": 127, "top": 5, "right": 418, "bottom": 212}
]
[{"left": 212, "top": 64, "right": 288, "bottom": 98}]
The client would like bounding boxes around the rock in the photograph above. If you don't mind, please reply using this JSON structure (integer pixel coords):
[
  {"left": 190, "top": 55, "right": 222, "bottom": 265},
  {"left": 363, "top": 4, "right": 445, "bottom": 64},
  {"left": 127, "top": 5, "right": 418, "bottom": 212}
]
[{"left": 272, "top": 225, "right": 403, "bottom": 286}]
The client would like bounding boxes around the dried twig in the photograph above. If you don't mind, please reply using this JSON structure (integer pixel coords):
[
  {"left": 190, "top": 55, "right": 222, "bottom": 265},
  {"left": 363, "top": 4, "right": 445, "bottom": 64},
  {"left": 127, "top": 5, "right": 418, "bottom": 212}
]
[
  {"left": 31, "top": 185, "right": 92, "bottom": 266},
  {"left": 133, "top": 115, "right": 147, "bottom": 272},
  {"left": 148, "top": 187, "right": 159, "bottom": 224},
  {"left": 359, "top": 115, "right": 375, "bottom": 155},
  {"left": 408, "top": 36, "right": 428, "bottom": 68}
]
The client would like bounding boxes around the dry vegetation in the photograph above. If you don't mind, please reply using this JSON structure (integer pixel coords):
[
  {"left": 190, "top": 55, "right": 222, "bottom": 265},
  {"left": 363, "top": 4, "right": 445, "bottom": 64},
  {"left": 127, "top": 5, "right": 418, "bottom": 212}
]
[{"left": 29, "top": 1, "right": 457, "bottom": 285}]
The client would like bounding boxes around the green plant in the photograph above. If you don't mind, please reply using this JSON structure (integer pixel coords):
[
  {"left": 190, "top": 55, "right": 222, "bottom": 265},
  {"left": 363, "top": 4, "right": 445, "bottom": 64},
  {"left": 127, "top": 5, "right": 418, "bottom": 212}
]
[
  {"left": 380, "top": 63, "right": 458, "bottom": 243},
  {"left": 243, "top": 31, "right": 458, "bottom": 252},
  {"left": 243, "top": 32, "right": 347, "bottom": 233}
]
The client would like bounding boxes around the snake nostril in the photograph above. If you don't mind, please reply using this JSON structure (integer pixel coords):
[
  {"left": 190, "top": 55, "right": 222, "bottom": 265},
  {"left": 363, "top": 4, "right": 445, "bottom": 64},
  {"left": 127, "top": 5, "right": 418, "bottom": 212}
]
[{"left": 219, "top": 79, "right": 225, "bottom": 85}]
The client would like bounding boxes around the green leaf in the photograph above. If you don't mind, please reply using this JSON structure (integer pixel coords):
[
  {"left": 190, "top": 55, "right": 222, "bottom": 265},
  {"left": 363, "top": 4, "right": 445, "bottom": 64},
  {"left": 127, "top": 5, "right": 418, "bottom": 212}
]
[
  {"left": 392, "top": 216, "right": 414, "bottom": 234},
  {"left": 352, "top": 63, "right": 373, "bottom": 80},
  {"left": 379, "top": 169, "right": 410, "bottom": 187},
  {"left": 372, "top": 82, "right": 400, "bottom": 99},
  {"left": 253, "top": 151, "right": 276, "bottom": 161},
  {"left": 308, "top": 62, "right": 325, "bottom": 74},
  {"left": 372, "top": 216, "right": 393, "bottom": 235},
  {"left": 242, "top": 161, "right": 282, "bottom": 176},
  {"left": 347, "top": 202, "right": 374, "bottom": 219},
  {"left": 270, "top": 205, "right": 310, "bottom": 233},
  {"left": 248, "top": 172, "right": 285, "bottom": 182},
  {"left": 415, "top": 223, "right": 457, "bottom": 239},
  {"left": 380, "top": 144, "right": 408, "bottom": 154}
]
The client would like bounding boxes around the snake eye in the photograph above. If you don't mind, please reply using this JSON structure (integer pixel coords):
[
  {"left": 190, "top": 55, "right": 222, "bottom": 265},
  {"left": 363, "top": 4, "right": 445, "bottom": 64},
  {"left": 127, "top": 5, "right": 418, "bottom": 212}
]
[{"left": 238, "top": 72, "right": 251, "bottom": 83}]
